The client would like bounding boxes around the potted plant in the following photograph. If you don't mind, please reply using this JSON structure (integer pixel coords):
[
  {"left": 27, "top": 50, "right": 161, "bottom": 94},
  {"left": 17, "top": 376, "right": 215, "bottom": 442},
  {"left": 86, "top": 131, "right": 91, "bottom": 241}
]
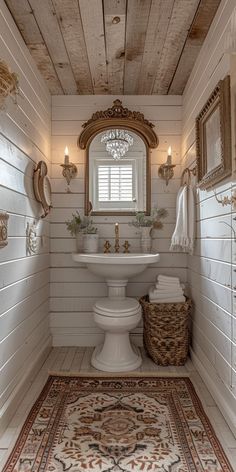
[
  {"left": 129, "top": 207, "right": 168, "bottom": 253},
  {"left": 81, "top": 216, "right": 99, "bottom": 253},
  {"left": 65, "top": 211, "right": 99, "bottom": 253}
]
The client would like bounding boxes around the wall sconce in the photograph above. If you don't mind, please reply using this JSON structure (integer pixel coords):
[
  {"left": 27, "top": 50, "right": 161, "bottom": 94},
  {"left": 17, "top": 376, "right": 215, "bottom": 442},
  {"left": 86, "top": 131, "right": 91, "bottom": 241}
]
[
  {"left": 0, "top": 59, "right": 19, "bottom": 109},
  {"left": 158, "top": 146, "right": 176, "bottom": 186},
  {"left": 60, "top": 147, "right": 77, "bottom": 193}
]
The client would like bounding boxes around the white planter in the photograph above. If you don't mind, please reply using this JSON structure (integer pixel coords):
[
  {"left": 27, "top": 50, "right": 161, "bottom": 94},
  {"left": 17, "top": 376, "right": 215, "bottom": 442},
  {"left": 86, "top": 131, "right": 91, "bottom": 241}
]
[
  {"left": 76, "top": 232, "right": 84, "bottom": 252},
  {"left": 83, "top": 233, "right": 99, "bottom": 253},
  {"left": 140, "top": 226, "right": 152, "bottom": 253}
]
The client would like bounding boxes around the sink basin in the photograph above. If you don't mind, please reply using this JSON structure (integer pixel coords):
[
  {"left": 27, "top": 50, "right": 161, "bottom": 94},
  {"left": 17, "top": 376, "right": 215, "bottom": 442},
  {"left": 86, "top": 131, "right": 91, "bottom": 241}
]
[{"left": 73, "top": 252, "right": 160, "bottom": 280}]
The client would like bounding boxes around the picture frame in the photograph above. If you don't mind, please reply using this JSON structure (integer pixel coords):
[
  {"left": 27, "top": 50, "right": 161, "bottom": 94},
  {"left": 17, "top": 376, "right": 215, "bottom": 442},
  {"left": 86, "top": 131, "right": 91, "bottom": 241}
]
[{"left": 196, "top": 75, "right": 231, "bottom": 190}]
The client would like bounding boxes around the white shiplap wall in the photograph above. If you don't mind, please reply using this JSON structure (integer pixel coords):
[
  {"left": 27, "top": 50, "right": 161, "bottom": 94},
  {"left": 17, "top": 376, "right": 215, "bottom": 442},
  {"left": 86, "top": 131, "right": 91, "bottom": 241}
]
[
  {"left": 50, "top": 95, "right": 187, "bottom": 346},
  {"left": 181, "top": 0, "right": 236, "bottom": 436},
  {"left": 0, "top": 0, "right": 51, "bottom": 434}
]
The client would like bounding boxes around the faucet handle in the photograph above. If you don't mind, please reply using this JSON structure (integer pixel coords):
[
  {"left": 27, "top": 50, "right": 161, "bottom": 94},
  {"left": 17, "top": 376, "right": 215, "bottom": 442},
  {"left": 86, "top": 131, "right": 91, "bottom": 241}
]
[
  {"left": 123, "top": 240, "right": 130, "bottom": 253},
  {"left": 104, "top": 240, "right": 111, "bottom": 253}
]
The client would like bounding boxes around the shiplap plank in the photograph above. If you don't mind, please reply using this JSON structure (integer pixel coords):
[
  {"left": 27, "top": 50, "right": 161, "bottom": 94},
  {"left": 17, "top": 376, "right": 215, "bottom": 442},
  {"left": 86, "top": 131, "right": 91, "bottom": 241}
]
[
  {"left": 169, "top": 0, "right": 221, "bottom": 94},
  {"left": 137, "top": 0, "right": 174, "bottom": 94},
  {"left": 50, "top": 267, "right": 187, "bottom": 284},
  {"left": 0, "top": 95, "right": 50, "bottom": 158},
  {"left": 0, "top": 253, "right": 49, "bottom": 288},
  {"left": 50, "top": 251, "right": 187, "bottom": 269},
  {"left": 29, "top": 43, "right": 63, "bottom": 94},
  {"left": 0, "top": 302, "right": 48, "bottom": 369},
  {"left": 51, "top": 104, "right": 182, "bottom": 122},
  {"left": 124, "top": 0, "right": 151, "bottom": 94},
  {"left": 28, "top": 0, "right": 77, "bottom": 93},
  {"left": 0, "top": 237, "right": 49, "bottom": 264},
  {"left": 152, "top": 0, "right": 199, "bottom": 94},
  {"left": 79, "top": 0, "right": 108, "bottom": 94},
  {"left": 0, "top": 322, "right": 49, "bottom": 403},
  {"left": 5, "top": 0, "right": 62, "bottom": 92},
  {"left": 189, "top": 286, "right": 232, "bottom": 338},
  {"left": 0, "top": 286, "right": 49, "bottom": 342},
  {"left": 50, "top": 207, "right": 177, "bottom": 224},
  {"left": 104, "top": 0, "right": 126, "bottom": 94},
  {"left": 51, "top": 119, "right": 182, "bottom": 137},
  {"left": 188, "top": 256, "right": 231, "bottom": 289},
  {"left": 188, "top": 270, "right": 232, "bottom": 320},
  {"left": 0, "top": 270, "right": 49, "bottom": 316},
  {"left": 51, "top": 0, "right": 93, "bottom": 94},
  {"left": 52, "top": 95, "right": 182, "bottom": 107}
]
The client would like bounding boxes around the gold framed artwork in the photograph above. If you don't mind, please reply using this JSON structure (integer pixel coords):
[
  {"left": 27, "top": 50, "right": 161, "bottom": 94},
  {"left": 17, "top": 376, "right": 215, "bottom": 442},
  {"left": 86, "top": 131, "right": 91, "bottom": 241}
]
[{"left": 196, "top": 75, "right": 231, "bottom": 189}]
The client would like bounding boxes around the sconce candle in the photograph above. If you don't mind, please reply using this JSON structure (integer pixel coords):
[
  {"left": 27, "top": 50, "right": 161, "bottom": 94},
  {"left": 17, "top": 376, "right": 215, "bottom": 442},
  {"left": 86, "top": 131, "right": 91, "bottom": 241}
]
[
  {"left": 64, "top": 146, "right": 69, "bottom": 165},
  {"left": 167, "top": 146, "right": 172, "bottom": 165}
]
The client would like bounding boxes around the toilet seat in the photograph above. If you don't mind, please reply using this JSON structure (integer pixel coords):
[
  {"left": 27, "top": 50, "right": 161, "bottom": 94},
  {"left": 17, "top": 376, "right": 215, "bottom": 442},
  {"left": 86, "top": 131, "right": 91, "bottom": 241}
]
[{"left": 94, "top": 298, "right": 141, "bottom": 318}]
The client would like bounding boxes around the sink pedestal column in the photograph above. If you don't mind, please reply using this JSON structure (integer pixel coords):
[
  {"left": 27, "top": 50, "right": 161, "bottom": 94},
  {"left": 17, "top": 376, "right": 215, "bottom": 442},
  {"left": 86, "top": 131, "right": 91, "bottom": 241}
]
[{"left": 91, "top": 280, "right": 142, "bottom": 372}]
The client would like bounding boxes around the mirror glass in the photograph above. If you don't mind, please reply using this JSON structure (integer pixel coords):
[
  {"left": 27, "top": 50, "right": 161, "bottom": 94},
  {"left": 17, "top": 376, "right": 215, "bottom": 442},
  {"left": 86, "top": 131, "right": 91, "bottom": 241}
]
[{"left": 88, "top": 129, "right": 147, "bottom": 214}]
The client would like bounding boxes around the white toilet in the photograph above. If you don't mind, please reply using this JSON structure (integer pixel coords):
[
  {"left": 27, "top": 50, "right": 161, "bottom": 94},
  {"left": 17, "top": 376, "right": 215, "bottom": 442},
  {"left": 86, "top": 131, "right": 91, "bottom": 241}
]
[{"left": 91, "top": 297, "right": 142, "bottom": 372}]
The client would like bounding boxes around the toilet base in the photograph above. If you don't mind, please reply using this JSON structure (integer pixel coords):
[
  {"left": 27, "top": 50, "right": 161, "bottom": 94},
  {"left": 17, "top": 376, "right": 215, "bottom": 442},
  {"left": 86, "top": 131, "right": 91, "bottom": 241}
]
[{"left": 91, "top": 336, "right": 142, "bottom": 372}]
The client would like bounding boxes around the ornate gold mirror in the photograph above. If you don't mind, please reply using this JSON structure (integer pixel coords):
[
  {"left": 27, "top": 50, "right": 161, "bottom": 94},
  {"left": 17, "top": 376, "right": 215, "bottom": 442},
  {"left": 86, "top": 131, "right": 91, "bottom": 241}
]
[{"left": 78, "top": 100, "right": 158, "bottom": 215}]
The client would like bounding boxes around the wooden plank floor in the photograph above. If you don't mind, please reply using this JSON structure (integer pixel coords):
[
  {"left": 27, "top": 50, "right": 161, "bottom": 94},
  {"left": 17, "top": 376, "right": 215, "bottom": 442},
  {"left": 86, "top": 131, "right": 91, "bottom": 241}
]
[{"left": 0, "top": 347, "right": 236, "bottom": 470}]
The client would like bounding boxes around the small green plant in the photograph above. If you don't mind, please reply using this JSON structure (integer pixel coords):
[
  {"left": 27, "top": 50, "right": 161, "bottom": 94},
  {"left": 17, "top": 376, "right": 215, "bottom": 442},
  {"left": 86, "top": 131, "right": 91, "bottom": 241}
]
[
  {"left": 129, "top": 207, "right": 168, "bottom": 229},
  {"left": 65, "top": 211, "right": 98, "bottom": 236}
]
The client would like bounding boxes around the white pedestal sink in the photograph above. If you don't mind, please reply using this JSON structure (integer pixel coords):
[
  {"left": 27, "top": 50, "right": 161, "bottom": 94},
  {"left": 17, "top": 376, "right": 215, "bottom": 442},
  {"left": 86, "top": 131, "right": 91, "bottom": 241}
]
[{"left": 72, "top": 252, "right": 160, "bottom": 372}]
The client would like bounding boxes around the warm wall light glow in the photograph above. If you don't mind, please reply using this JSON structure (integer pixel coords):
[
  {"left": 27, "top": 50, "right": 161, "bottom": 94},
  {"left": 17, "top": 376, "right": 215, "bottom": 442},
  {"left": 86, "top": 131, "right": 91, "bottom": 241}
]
[
  {"left": 64, "top": 146, "right": 69, "bottom": 156},
  {"left": 167, "top": 146, "right": 172, "bottom": 156}
]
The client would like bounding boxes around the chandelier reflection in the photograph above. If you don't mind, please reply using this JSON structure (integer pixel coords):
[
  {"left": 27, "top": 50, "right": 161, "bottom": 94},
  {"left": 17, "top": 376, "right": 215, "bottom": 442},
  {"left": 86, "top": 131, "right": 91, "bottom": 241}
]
[{"left": 101, "top": 129, "right": 133, "bottom": 160}]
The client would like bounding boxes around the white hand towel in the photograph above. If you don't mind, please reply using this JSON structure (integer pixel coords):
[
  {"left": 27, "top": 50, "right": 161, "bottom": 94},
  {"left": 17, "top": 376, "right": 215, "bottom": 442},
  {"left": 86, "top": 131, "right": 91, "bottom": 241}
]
[
  {"left": 154, "top": 290, "right": 184, "bottom": 297},
  {"left": 155, "top": 283, "right": 185, "bottom": 290},
  {"left": 170, "top": 184, "right": 195, "bottom": 254},
  {"left": 158, "top": 275, "right": 180, "bottom": 283},
  {"left": 149, "top": 287, "right": 183, "bottom": 299},
  {"left": 158, "top": 281, "right": 181, "bottom": 287},
  {"left": 149, "top": 296, "right": 185, "bottom": 303},
  {"left": 155, "top": 284, "right": 180, "bottom": 291}
]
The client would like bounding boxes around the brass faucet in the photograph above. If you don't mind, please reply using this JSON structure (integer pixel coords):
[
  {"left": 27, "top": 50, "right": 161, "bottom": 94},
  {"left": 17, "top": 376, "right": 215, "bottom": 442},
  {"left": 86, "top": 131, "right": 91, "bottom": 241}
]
[{"left": 114, "top": 223, "right": 120, "bottom": 253}]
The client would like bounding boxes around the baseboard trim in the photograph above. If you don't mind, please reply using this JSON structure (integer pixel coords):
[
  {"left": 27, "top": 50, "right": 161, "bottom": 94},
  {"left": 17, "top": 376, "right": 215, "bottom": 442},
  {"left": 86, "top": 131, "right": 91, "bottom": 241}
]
[
  {"left": 190, "top": 348, "right": 236, "bottom": 438},
  {"left": 0, "top": 335, "right": 52, "bottom": 436}
]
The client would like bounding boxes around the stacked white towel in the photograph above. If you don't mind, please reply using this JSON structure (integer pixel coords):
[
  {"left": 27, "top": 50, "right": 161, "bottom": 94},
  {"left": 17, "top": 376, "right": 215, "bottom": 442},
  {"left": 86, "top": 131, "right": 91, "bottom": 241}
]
[{"left": 149, "top": 275, "right": 185, "bottom": 303}]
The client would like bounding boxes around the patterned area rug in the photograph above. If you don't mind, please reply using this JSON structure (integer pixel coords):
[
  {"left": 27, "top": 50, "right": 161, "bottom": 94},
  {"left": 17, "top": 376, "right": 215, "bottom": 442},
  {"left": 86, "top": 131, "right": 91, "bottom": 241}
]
[{"left": 3, "top": 376, "right": 233, "bottom": 472}]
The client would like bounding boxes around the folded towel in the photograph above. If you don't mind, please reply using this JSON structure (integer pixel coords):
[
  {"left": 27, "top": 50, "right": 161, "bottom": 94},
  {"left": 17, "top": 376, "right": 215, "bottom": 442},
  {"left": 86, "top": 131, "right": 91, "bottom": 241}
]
[
  {"left": 149, "top": 292, "right": 183, "bottom": 298},
  {"left": 157, "top": 281, "right": 181, "bottom": 288},
  {"left": 170, "top": 184, "right": 195, "bottom": 254},
  {"left": 149, "top": 296, "right": 186, "bottom": 304},
  {"left": 158, "top": 275, "right": 180, "bottom": 283},
  {"left": 155, "top": 283, "right": 185, "bottom": 290},
  {"left": 149, "top": 287, "right": 183, "bottom": 299}
]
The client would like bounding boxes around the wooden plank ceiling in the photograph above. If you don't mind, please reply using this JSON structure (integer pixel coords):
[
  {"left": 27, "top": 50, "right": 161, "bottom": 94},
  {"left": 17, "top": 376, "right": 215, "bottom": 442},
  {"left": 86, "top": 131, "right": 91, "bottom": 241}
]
[{"left": 5, "top": 0, "right": 221, "bottom": 95}]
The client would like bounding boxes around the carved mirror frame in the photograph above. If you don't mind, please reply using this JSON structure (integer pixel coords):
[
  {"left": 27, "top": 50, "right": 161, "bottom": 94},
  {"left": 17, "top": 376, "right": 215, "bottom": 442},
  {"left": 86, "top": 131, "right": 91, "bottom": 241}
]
[{"left": 78, "top": 100, "right": 159, "bottom": 215}]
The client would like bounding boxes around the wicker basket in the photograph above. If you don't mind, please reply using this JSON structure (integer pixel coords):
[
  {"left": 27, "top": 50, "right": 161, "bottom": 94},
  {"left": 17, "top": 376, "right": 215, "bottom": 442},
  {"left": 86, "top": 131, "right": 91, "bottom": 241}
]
[{"left": 140, "top": 295, "right": 191, "bottom": 366}]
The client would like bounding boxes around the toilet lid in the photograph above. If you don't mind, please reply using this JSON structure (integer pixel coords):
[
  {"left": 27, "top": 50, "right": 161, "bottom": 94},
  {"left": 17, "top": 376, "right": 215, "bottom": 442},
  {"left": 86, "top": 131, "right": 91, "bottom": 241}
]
[{"left": 94, "top": 298, "right": 141, "bottom": 317}]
